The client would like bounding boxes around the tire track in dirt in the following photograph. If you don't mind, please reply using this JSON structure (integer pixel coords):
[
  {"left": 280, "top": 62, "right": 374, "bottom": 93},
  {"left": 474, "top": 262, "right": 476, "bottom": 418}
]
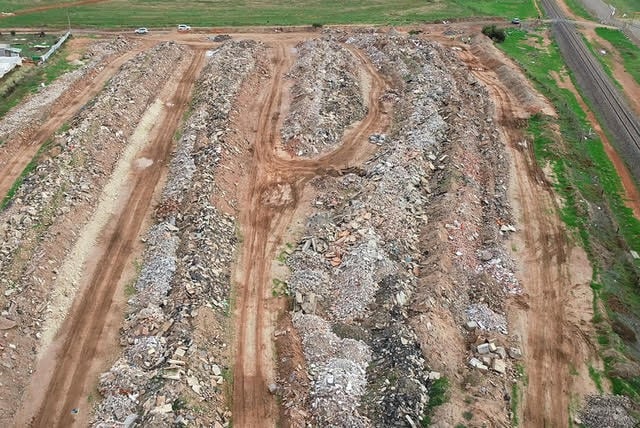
[
  {"left": 0, "top": 45, "right": 147, "bottom": 203},
  {"left": 461, "top": 42, "right": 597, "bottom": 426},
  {"left": 14, "top": 48, "right": 205, "bottom": 428},
  {"left": 232, "top": 41, "right": 388, "bottom": 427}
]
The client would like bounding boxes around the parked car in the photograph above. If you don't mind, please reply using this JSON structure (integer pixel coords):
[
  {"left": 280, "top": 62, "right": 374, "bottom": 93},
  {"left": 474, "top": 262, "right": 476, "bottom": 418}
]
[
  {"left": 134, "top": 27, "right": 149, "bottom": 34},
  {"left": 511, "top": 18, "right": 521, "bottom": 24},
  {"left": 177, "top": 24, "right": 191, "bottom": 31}
]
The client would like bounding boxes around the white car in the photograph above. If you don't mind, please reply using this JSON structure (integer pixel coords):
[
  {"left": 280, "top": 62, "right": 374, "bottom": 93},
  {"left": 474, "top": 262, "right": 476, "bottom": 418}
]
[
  {"left": 134, "top": 27, "right": 149, "bottom": 34},
  {"left": 177, "top": 24, "right": 191, "bottom": 31}
]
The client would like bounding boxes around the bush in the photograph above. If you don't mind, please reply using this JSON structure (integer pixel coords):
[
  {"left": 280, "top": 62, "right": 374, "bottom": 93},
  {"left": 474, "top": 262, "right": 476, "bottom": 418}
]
[{"left": 482, "top": 25, "right": 506, "bottom": 43}]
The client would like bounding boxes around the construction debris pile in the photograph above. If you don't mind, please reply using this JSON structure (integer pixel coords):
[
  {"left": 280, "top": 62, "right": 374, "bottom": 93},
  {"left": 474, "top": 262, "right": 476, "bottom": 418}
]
[
  {"left": 94, "top": 40, "right": 261, "bottom": 427},
  {"left": 579, "top": 395, "right": 636, "bottom": 427},
  {"left": 282, "top": 39, "right": 366, "bottom": 156},
  {"left": 0, "top": 41, "right": 185, "bottom": 424},
  {"left": 276, "top": 30, "right": 521, "bottom": 426}
]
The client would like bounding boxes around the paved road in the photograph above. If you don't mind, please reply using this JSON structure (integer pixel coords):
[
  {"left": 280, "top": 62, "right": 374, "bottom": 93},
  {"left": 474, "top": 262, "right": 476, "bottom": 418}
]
[{"left": 541, "top": 0, "right": 640, "bottom": 180}]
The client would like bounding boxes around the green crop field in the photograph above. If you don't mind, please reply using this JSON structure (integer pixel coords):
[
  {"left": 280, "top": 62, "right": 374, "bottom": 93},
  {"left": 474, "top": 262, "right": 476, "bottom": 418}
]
[{"left": 0, "top": 0, "right": 537, "bottom": 28}]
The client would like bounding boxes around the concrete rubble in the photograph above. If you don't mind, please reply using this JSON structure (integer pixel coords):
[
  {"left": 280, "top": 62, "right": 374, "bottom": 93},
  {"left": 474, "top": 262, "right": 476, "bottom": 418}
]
[
  {"left": 274, "top": 29, "right": 525, "bottom": 426},
  {"left": 0, "top": 41, "right": 185, "bottom": 424},
  {"left": 580, "top": 395, "right": 636, "bottom": 428},
  {"left": 273, "top": 29, "right": 522, "bottom": 426},
  {"left": 93, "top": 40, "right": 261, "bottom": 427},
  {"left": 282, "top": 38, "right": 366, "bottom": 157},
  {"left": 0, "top": 36, "right": 134, "bottom": 144}
]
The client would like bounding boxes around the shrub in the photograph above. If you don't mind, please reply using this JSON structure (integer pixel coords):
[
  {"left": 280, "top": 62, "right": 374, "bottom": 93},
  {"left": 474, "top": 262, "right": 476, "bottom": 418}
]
[{"left": 482, "top": 25, "right": 506, "bottom": 43}]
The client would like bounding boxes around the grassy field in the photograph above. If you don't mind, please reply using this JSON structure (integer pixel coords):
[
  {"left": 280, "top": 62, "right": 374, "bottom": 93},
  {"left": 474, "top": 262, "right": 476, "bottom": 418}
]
[
  {"left": 0, "top": 0, "right": 537, "bottom": 28},
  {"left": 595, "top": 27, "right": 640, "bottom": 87},
  {"left": 563, "top": 0, "right": 594, "bottom": 19},
  {"left": 606, "top": 0, "right": 640, "bottom": 16},
  {"left": 500, "top": 27, "right": 640, "bottom": 399},
  {"left": 581, "top": 33, "right": 623, "bottom": 90}
]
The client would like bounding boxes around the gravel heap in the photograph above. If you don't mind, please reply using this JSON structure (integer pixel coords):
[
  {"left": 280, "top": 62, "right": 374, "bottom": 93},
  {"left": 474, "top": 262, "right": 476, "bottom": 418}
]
[
  {"left": 580, "top": 395, "right": 636, "bottom": 428},
  {"left": 94, "top": 40, "right": 261, "bottom": 427},
  {"left": 282, "top": 38, "right": 366, "bottom": 156}
]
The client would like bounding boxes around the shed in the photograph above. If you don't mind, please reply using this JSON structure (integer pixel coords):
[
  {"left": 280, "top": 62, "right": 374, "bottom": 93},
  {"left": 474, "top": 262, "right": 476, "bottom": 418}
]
[{"left": 0, "top": 44, "right": 22, "bottom": 57}]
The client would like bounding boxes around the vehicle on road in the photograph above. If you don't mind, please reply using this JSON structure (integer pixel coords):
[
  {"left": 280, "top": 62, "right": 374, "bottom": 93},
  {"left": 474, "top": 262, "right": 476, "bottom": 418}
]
[
  {"left": 178, "top": 24, "right": 191, "bottom": 31},
  {"left": 134, "top": 27, "right": 149, "bottom": 34},
  {"left": 511, "top": 18, "right": 521, "bottom": 24}
]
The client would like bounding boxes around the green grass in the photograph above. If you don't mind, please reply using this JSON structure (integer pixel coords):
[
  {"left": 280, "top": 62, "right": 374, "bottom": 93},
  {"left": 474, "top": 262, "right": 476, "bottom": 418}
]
[
  {"left": 499, "top": 27, "right": 640, "bottom": 399},
  {"left": 595, "top": 27, "right": 640, "bottom": 88},
  {"left": 562, "top": 0, "right": 594, "bottom": 20},
  {"left": 271, "top": 278, "right": 289, "bottom": 297},
  {"left": 511, "top": 383, "right": 520, "bottom": 426},
  {"left": 581, "top": 33, "right": 623, "bottom": 90},
  {"left": 0, "top": 45, "right": 77, "bottom": 120},
  {"left": 589, "top": 365, "right": 604, "bottom": 392},
  {"left": 0, "top": 0, "right": 537, "bottom": 28},
  {"left": 421, "top": 377, "right": 450, "bottom": 426}
]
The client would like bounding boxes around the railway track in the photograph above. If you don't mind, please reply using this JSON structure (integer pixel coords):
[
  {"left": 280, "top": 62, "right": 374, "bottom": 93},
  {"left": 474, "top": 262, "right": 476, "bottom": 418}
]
[{"left": 540, "top": 0, "right": 640, "bottom": 180}]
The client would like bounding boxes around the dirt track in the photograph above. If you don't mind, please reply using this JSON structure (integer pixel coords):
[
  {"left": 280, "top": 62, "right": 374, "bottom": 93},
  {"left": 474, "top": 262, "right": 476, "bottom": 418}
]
[
  {"left": 13, "top": 48, "right": 204, "bottom": 428},
  {"left": 462, "top": 41, "right": 597, "bottom": 426},
  {"left": 0, "top": 46, "right": 147, "bottom": 202},
  {"left": 231, "top": 41, "right": 388, "bottom": 426}
]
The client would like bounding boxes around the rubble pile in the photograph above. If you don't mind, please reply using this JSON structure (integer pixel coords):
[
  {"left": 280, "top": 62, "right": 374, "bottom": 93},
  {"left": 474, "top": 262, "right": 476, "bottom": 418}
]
[
  {"left": 282, "top": 38, "right": 366, "bottom": 156},
  {"left": 0, "top": 42, "right": 186, "bottom": 283},
  {"left": 94, "top": 40, "right": 261, "bottom": 427},
  {"left": 0, "top": 42, "right": 185, "bottom": 423},
  {"left": 466, "top": 333, "right": 521, "bottom": 374},
  {"left": 280, "top": 32, "right": 452, "bottom": 426},
  {"left": 294, "top": 313, "right": 372, "bottom": 427},
  {"left": 0, "top": 36, "right": 134, "bottom": 143},
  {"left": 579, "top": 395, "right": 636, "bottom": 427},
  {"left": 281, "top": 31, "right": 520, "bottom": 425}
]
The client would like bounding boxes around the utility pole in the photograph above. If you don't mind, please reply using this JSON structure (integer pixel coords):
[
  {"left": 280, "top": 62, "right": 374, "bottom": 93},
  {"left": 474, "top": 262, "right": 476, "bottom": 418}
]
[{"left": 67, "top": 9, "right": 71, "bottom": 33}]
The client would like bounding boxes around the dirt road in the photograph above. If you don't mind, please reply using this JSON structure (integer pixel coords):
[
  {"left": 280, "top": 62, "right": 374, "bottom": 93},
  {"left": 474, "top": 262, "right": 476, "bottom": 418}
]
[
  {"left": 13, "top": 48, "right": 204, "bottom": 428},
  {"left": 231, "top": 41, "right": 388, "bottom": 426},
  {"left": 0, "top": 46, "right": 146, "bottom": 202},
  {"left": 463, "top": 42, "right": 597, "bottom": 426}
]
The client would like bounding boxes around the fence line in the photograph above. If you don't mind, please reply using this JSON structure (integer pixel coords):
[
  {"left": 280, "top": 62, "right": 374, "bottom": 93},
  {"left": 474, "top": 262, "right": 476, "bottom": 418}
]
[{"left": 39, "top": 31, "right": 70, "bottom": 64}]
